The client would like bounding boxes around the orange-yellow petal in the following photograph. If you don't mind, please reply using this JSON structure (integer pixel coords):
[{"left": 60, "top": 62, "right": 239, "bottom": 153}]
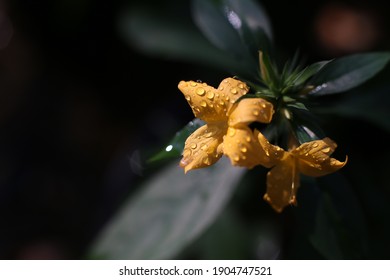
[
  {"left": 256, "top": 130, "right": 285, "bottom": 168},
  {"left": 223, "top": 126, "right": 265, "bottom": 169},
  {"left": 177, "top": 78, "right": 249, "bottom": 122},
  {"left": 263, "top": 154, "right": 300, "bottom": 213},
  {"left": 180, "top": 123, "right": 225, "bottom": 173},
  {"left": 291, "top": 138, "right": 347, "bottom": 177},
  {"left": 228, "top": 98, "right": 274, "bottom": 127}
]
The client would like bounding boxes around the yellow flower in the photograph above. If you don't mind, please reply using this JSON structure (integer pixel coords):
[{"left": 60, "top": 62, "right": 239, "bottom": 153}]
[
  {"left": 257, "top": 132, "right": 348, "bottom": 212},
  {"left": 178, "top": 77, "right": 274, "bottom": 173}
]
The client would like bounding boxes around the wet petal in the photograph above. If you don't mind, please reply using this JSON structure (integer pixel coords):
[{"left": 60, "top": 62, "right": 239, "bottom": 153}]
[
  {"left": 217, "top": 77, "right": 249, "bottom": 112},
  {"left": 228, "top": 98, "right": 274, "bottom": 127},
  {"left": 223, "top": 126, "right": 265, "bottom": 169},
  {"left": 291, "top": 138, "right": 347, "bottom": 177},
  {"left": 256, "top": 130, "right": 285, "bottom": 168},
  {"left": 178, "top": 78, "right": 249, "bottom": 123},
  {"left": 180, "top": 123, "right": 225, "bottom": 173},
  {"left": 263, "top": 154, "right": 300, "bottom": 213}
]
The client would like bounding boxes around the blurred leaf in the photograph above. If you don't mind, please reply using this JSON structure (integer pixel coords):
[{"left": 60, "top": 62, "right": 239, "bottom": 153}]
[
  {"left": 312, "top": 66, "right": 390, "bottom": 132},
  {"left": 119, "top": 5, "right": 244, "bottom": 72},
  {"left": 296, "top": 173, "right": 368, "bottom": 259},
  {"left": 88, "top": 157, "right": 246, "bottom": 259},
  {"left": 148, "top": 118, "right": 205, "bottom": 163},
  {"left": 191, "top": 0, "right": 273, "bottom": 79},
  {"left": 309, "top": 52, "right": 390, "bottom": 96}
]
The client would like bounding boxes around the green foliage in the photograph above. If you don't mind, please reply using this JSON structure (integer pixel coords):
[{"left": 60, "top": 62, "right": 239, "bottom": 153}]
[
  {"left": 88, "top": 157, "right": 245, "bottom": 259},
  {"left": 88, "top": 0, "right": 390, "bottom": 260}
]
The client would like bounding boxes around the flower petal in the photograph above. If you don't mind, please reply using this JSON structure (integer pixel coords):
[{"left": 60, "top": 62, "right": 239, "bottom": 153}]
[
  {"left": 180, "top": 123, "right": 225, "bottom": 173},
  {"left": 263, "top": 154, "right": 300, "bottom": 213},
  {"left": 228, "top": 98, "right": 274, "bottom": 127},
  {"left": 178, "top": 78, "right": 249, "bottom": 122},
  {"left": 223, "top": 126, "right": 265, "bottom": 169},
  {"left": 291, "top": 138, "right": 347, "bottom": 177},
  {"left": 256, "top": 131, "right": 285, "bottom": 168}
]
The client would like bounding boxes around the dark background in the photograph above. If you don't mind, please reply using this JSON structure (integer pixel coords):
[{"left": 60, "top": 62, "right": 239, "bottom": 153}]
[{"left": 0, "top": 0, "right": 389, "bottom": 259}]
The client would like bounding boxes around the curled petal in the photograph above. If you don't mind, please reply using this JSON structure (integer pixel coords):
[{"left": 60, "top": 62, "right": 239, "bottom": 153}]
[
  {"left": 263, "top": 154, "right": 300, "bottom": 213},
  {"left": 217, "top": 77, "right": 249, "bottom": 112},
  {"left": 256, "top": 131, "right": 285, "bottom": 168},
  {"left": 228, "top": 98, "right": 274, "bottom": 127},
  {"left": 178, "top": 78, "right": 249, "bottom": 123},
  {"left": 223, "top": 126, "right": 265, "bottom": 169},
  {"left": 180, "top": 124, "right": 225, "bottom": 173},
  {"left": 291, "top": 138, "right": 347, "bottom": 177}
]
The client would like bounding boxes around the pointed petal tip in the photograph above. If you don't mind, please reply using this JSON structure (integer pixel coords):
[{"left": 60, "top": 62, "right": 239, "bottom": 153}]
[{"left": 263, "top": 193, "right": 283, "bottom": 213}]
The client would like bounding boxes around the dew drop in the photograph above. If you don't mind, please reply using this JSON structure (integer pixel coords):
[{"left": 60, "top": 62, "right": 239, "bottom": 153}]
[
  {"left": 206, "top": 91, "right": 214, "bottom": 99},
  {"left": 240, "top": 146, "right": 247, "bottom": 153},
  {"left": 219, "top": 86, "right": 224, "bottom": 91},
  {"left": 185, "top": 95, "right": 191, "bottom": 101},
  {"left": 238, "top": 83, "right": 245, "bottom": 89},
  {"left": 165, "top": 145, "right": 173, "bottom": 152},
  {"left": 230, "top": 88, "right": 238, "bottom": 94},
  {"left": 228, "top": 128, "right": 236, "bottom": 137},
  {"left": 245, "top": 136, "right": 251, "bottom": 142},
  {"left": 190, "top": 81, "right": 197, "bottom": 87},
  {"left": 203, "top": 157, "right": 211, "bottom": 165},
  {"left": 200, "top": 101, "right": 207, "bottom": 107},
  {"left": 196, "top": 88, "right": 205, "bottom": 96},
  {"left": 322, "top": 147, "right": 331, "bottom": 153},
  {"left": 253, "top": 109, "right": 260, "bottom": 116},
  {"left": 261, "top": 103, "right": 267, "bottom": 108},
  {"left": 191, "top": 143, "right": 197, "bottom": 149},
  {"left": 233, "top": 154, "right": 240, "bottom": 161},
  {"left": 312, "top": 143, "right": 319, "bottom": 148}
]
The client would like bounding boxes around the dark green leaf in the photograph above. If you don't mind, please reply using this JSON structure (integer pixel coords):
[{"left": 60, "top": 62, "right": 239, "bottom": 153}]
[
  {"left": 292, "top": 60, "right": 329, "bottom": 86},
  {"left": 148, "top": 118, "right": 205, "bottom": 163},
  {"left": 309, "top": 52, "right": 390, "bottom": 95},
  {"left": 88, "top": 157, "right": 245, "bottom": 259},
  {"left": 119, "top": 5, "right": 245, "bottom": 73},
  {"left": 311, "top": 66, "right": 390, "bottom": 132},
  {"left": 191, "top": 0, "right": 273, "bottom": 79}
]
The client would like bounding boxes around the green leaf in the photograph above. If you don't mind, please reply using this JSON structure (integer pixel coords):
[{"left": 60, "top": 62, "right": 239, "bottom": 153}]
[
  {"left": 118, "top": 5, "right": 245, "bottom": 73},
  {"left": 309, "top": 52, "right": 390, "bottom": 95},
  {"left": 87, "top": 157, "right": 246, "bottom": 259},
  {"left": 148, "top": 118, "right": 205, "bottom": 163},
  {"left": 191, "top": 0, "right": 273, "bottom": 79},
  {"left": 292, "top": 60, "right": 329, "bottom": 87},
  {"left": 311, "top": 66, "right": 390, "bottom": 132}
]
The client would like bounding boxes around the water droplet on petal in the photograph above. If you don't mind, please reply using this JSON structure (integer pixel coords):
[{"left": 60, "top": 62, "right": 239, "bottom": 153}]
[
  {"left": 206, "top": 92, "right": 214, "bottom": 99},
  {"left": 238, "top": 83, "right": 245, "bottom": 89},
  {"left": 230, "top": 88, "right": 238, "bottom": 94},
  {"left": 228, "top": 128, "right": 236, "bottom": 137},
  {"left": 322, "top": 147, "right": 331, "bottom": 153},
  {"left": 203, "top": 157, "right": 211, "bottom": 165},
  {"left": 253, "top": 110, "right": 260, "bottom": 116},
  {"left": 240, "top": 146, "right": 247, "bottom": 153},
  {"left": 191, "top": 143, "right": 197, "bottom": 149},
  {"left": 196, "top": 88, "right": 205, "bottom": 96},
  {"left": 261, "top": 103, "right": 267, "bottom": 108},
  {"left": 312, "top": 143, "right": 319, "bottom": 148},
  {"left": 245, "top": 136, "right": 251, "bottom": 142},
  {"left": 200, "top": 101, "right": 207, "bottom": 107},
  {"left": 233, "top": 154, "right": 240, "bottom": 161},
  {"left": 185, "top": 95, "right": 191, "bottom": 101},
  {"left": 190, "top": 81, "right": 197, "bottom": 87}
]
